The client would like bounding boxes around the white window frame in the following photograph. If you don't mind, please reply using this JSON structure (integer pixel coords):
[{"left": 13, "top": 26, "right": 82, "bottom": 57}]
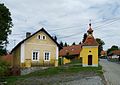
[
  {"left": 32, "top": 51, "right": 39, "bottom": 61},
  {"left": 44, "top": 51, "right": 50, "bottom": 61}
]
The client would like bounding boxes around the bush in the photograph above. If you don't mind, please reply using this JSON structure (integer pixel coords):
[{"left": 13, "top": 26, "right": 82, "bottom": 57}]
[{"left": 0, "top": 60, "right": 9, "bottom": 76}]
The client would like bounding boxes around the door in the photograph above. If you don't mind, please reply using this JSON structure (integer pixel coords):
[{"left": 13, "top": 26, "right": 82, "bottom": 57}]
[{"left": 88, "top": 55, "right": 92, "bottom": 65}]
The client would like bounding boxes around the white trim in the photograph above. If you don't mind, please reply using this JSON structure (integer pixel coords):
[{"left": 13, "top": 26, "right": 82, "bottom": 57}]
[
  {"left": 21, "top": 43, "right": 25, "bottom": 63},
  {"left": 56, "top": 47, "right": 58, "bottom": 60},
  {"left": 82, "top": 64, "right": 98, "bottom": 67},
  {"left": 26, "top": 43, "right": 56, "bottom": 47},
  {"left": 44, "top": 51, "right": 50, "bottom": 61},
  {"left": 32, "top": 50, "right": 39, "bottom": 61},
  {"left": 83, "top": 46, "right": 98, "bottom": 48}
]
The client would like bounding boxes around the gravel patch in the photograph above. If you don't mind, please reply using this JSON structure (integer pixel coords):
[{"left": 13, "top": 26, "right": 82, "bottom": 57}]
[{"left": 14, "top": 72, "right": 104, "bottom": 85}]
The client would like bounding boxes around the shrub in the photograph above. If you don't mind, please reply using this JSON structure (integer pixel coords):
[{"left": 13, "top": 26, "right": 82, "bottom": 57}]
[{"left": 0, "top": 60, "right": 9, "bottom": 76}]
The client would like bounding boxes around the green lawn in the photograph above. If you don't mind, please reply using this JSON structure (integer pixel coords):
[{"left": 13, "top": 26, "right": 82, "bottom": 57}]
[{"left": 5, "top": 64, "right": 103, "bottom": 85}]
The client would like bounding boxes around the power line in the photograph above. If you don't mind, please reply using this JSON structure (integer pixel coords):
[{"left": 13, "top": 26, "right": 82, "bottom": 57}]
[{"left": 59, "top": 18, "right": 120, "bottom": 39}]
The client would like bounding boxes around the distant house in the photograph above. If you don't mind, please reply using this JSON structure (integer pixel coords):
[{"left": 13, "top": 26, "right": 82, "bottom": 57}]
[
  {"left": 59, "top": 45, "right": 82, "bottom": 64},
  {"left": 100, "top": 50, "right": 107, "bottom": 57},
  {"left": 108, "top": 50, "right": 120, "bottom": 59},
  {"left": 59, "top": 23, "right": 99, "bottom": 67},
  {"left": 11, "top": 28, "right": 62, "bottom": 68}
]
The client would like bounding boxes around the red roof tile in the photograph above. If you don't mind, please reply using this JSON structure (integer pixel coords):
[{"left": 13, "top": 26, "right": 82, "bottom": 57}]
[
  {"left": 112, "top": 50, "right": 120, "bottom": 55},
  {"left": 82, "top": 35, "right": 99, "bottom": 46},
  {"left": 59, "top": 45, "right": 82, "bottom": 57}
]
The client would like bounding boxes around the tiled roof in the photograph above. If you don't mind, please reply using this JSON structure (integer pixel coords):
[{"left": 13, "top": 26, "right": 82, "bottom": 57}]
[
  {"left": 59, "top": 45, "right": 82, "bottom": 57},
  {"left": 82, "top": 35, "right": 99, "bottom": 46},
  {"left": 111, "top": 50, "right": 120, "bottom": 55},
  {"left": 101, "top": 50, "right": 107, "bottom": 55}
]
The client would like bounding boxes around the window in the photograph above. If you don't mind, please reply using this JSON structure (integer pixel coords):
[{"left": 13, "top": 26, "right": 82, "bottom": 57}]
[
  {"left": 38, "top": 35, "right": 41, "bottom": 39},
  {"left": 32, "top": 51, "right": 39, "bottom": 61},
  {"left": 38, "top": 35, "right": 46, "bottom": 40},
  {"left": 43, "top": 36, "right": 46, "bottom": 40},
  {"left": 44, "top": 52, "right": 50, "bottom": 61}
]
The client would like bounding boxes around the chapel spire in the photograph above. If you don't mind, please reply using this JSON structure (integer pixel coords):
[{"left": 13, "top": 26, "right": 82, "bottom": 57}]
[{"left": 87, "top": 23, "right": 93, "bottom": 35}]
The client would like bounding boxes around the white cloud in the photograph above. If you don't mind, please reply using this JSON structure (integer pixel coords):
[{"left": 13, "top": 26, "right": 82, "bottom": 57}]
[{"left": 1, "top": 0, "right": 120, "bottom": 51}]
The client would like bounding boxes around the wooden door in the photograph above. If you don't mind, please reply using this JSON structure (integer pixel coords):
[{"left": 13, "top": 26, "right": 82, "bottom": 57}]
[{"left": 88, "top": 55, "right": 92, "bottom": 65}]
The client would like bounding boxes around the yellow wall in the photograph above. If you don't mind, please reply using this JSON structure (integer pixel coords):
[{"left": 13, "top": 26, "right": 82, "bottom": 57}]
[
  {"left": 63, "top": 57, "right": 71, "bottom": 64},
  {"left": 80, "top": 46, "right": 98, "bottom": 66}
]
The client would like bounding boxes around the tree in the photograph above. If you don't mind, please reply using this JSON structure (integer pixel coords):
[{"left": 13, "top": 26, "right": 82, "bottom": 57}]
[
  {"left": 96, "top": 38, "right": 105, "bottom": 56},
  {"left": 60, "top": 41, "right": 63, "bottom": 47},
  {"left": 82, "top": 33, "right": 87, "bottom": 43},
  {"left": 0, "top": 3, "right": 13, "bottom": 55},
  {"left": 107, "top": 45, "right": 119, "bottom": 55},
  {"left": 79, "top": 42, "right": 81, "bottom": 44},
  {"left": 72, "top": 42, "right": 76, "bottom": 45},
  {"left": 64, "top": 42, "right": 68, "bottom": 47}
]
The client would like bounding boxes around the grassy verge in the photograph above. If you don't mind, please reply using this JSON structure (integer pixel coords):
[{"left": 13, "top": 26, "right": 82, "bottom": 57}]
[
  {"left": 5, "top": 64, "right": 103, "bottom": 85},
  {"left": 108, "top": 58, "right": 119, "bottom": 62}
]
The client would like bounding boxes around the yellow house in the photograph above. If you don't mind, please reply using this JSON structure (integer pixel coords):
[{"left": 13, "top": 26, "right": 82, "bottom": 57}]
[
  {"left": 80, "top": 23, "right": 99, "bottom": 67},
  {"left": 11, "top": 28, "right": 62, "bottom": 68}
]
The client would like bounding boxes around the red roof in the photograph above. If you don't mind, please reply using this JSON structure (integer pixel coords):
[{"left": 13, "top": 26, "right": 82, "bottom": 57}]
[
  {"left": 112, "top": 50, "right": 120, "bottom": 55},
  {"left": 82, "top": 35, "right": 99, "bottom": 46},
  {"left": 101, "top": 50, "right": 107, "bottom": 55},
  {"left": 59, "top": 45, "right": 82, "bottom": 57}
]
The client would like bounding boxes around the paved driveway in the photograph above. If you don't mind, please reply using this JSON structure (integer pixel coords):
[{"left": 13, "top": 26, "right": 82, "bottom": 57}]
[{"left": 100, "top": 59, "right": 120, "bottom": 85}]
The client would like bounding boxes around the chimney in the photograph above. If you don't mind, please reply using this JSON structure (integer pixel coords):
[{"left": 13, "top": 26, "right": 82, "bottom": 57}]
[
  {"left": 53, "top": 36, "right": 57, "bottom": 41},
  {"left": 26, "top": 32, "right": 31, "bottom": 38}
]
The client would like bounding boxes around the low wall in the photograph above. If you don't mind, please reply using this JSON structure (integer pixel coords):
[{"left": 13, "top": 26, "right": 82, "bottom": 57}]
[{"left": 21, "top": 67, "right": 48, "bottom": 75}]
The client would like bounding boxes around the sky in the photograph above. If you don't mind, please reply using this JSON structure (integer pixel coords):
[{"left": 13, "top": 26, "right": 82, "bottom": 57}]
[{"left": 1, "top": 0, "right": 120, "bottom": 51}]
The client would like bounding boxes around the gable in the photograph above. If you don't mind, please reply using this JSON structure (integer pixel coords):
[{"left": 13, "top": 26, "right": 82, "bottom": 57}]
[
  {"left": 25, "top": 31, "right": 57, "bottom": 46},
  {"left": 11, "top": 28, "right": 62, "bottom": 53}
]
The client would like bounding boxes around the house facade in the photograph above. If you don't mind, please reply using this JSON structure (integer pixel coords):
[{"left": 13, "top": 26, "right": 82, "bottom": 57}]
[{"left": 11, "top": 28, "right": 61, "bottom": 68}]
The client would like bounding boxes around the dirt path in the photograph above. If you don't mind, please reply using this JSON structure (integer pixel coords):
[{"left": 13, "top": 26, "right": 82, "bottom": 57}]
[
  {"left": 100, "top": 59, "right": 120, "bottom": 85},
  {"left": 14, "top": 72, "right": 104, "bottom": 85}
]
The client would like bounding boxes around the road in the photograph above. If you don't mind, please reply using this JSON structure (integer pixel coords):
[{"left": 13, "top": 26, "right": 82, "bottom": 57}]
[{"left": 100, "top": 59, "right": 120, "bottom": 85}]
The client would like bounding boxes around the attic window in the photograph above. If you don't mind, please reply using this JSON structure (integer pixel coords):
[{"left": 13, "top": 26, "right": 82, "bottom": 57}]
[
  {"left": 43, "top": 36, "right": 46, "bottom": 40},
  {"left": 89, "top": 51, "right": 91, "bottom": 52},
  {"left": 38, "top": 35, "right": 46, "bottom": 40},
  {"left": 38, "top": 35, "right": 41, "bottom": 39}
]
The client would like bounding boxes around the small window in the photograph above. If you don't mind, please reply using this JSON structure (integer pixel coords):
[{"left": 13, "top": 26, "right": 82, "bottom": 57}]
[
  {"left": 89, "top": 51, "right": 91, "bottom": 52},
  {"left": 44, "top": 52, "right": 50, "bottom": 61},
  {"left": 38, "top": 35, "right": 41, "bottom": 39},
  {"left": 32, "top": 51, "right": 39, "bottom": 61},
  {"left": 43, "top": 36, "right": 46, "bottom": 40}
]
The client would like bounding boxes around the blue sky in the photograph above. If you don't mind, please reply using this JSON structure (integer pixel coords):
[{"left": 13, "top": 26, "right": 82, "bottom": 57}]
[{"left": 1, "top": 0, "right": 120, "bottom": 51}]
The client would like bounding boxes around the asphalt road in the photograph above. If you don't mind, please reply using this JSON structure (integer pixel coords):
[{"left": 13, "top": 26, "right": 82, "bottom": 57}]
[{"left": 100, "top": 59, "right": 120, "bottom": 85}]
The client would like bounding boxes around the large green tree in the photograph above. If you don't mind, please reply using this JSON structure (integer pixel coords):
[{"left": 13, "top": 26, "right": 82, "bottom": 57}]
[
  {"left": 96, "top": 38, "right": 105, "bottom": 56},
  {"left": 0, "top": 3, "right": 13, "bottom": 55}
]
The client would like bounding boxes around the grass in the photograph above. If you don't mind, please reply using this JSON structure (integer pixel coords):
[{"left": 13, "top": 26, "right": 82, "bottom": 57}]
[
  {"left": 108, "top": 58, "right": 119, "bottom": 62},
  {"left": 5, "top": 64, "right": 103, "bottom": 85}
]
